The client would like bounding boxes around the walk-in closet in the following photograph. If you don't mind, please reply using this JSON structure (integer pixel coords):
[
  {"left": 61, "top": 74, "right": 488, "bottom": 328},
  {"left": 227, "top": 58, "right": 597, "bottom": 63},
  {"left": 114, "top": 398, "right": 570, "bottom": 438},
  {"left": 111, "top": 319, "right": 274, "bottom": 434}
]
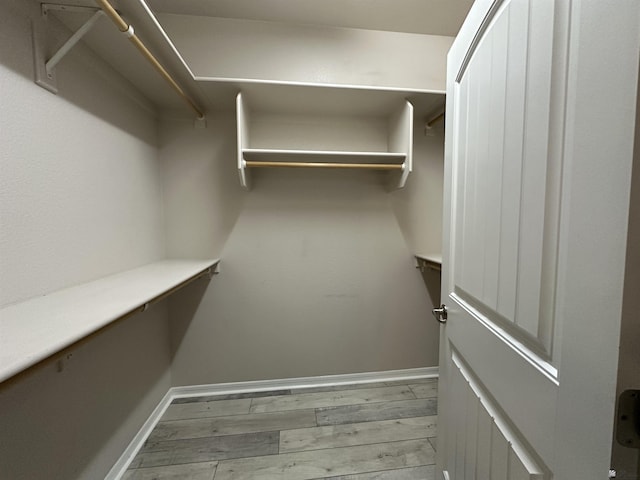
[
  {"left": 2, "top": 1, "right": 639, "bottom": 479},
  {"left": 1, "top": 0, "right": 456, "bottom": 477}
]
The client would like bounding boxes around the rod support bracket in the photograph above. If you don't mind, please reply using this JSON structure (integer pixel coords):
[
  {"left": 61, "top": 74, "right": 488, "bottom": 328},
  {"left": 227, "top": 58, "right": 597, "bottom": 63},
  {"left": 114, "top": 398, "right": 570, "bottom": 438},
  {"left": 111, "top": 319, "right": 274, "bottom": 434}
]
[
  {"left": 33, "top": 5, "right": 104, "bottom": 94},
  {"left": 205, "top": 264, "right": 220, "bottom": 279}
]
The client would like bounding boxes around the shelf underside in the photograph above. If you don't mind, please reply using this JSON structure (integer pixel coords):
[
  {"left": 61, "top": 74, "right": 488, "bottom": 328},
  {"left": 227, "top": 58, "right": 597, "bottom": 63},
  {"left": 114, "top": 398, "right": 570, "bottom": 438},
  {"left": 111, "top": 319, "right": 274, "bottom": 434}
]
[
  {"left": 202, "top": 80, "right": 444, "bottom": 117},
  {"left": 243, "top": 149, "right": 406, "bottom": 168}
]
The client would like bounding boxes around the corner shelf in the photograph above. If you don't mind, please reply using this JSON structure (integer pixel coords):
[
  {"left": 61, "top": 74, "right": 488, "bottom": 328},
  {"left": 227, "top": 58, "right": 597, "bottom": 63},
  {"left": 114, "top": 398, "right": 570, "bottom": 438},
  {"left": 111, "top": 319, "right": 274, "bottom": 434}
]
[
  {"left": 415, "top": 254, "right": 442, "bottom": 272},
  {"left": 236, "top": 91, "right": 414, "bottom": 190},
  {"left": 0, "top": 259, "right": 219, "bottom": 384}
]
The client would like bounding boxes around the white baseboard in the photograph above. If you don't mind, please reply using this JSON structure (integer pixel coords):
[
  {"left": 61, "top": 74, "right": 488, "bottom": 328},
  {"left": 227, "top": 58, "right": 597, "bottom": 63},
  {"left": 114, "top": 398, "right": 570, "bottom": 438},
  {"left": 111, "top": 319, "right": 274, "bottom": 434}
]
[
  {"left": 171, "top": 366, "right": 438, "bottom": 400},
  {"left": 105, "top": 366, "right": 438, "bottom": 478},
  {"left": 104, "top": 389, "right": 174, "bottom": 480}
]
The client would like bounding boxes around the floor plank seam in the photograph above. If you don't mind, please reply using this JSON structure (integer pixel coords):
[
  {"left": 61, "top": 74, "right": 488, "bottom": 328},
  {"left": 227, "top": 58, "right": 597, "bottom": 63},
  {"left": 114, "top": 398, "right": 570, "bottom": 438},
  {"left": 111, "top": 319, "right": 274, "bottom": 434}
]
[
  {"left": 246, "top": 397, "right": 429, "bottom": 415},
  {"left": 125, "top": 380, "right": 438, "bottom": 479},
  {"left": 307, "top": 464, "right": 436, "bottom": 480},
  {"left": 219, "top": 436, "right": 435, "bottom": 457}
]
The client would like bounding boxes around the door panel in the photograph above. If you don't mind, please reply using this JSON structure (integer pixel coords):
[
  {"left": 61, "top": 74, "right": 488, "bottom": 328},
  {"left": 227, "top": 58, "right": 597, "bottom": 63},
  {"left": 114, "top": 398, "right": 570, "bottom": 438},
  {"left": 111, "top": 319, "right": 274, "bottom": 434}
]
[
  {"left": 446, "top": 350, "right": 547, "bottom": 479},
  {"left": 440, "top": 0, "right": 639, "bottom": 478},
  {"left": 445, "top": 308, "right": 557, "bottom": 463},
  {"left": 452, "top": 0, "right": 557, "bottom": 356},
  {"left": 447, "top": 0, "right": 562, "bottom": 466}
]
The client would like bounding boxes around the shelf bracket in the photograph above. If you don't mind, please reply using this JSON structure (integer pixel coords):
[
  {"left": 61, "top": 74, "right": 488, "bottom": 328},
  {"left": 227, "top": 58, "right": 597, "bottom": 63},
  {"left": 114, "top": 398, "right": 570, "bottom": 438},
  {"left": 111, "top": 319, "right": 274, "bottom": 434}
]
[{"left": 33, "top": 5, "right": 105, "bottom": 94}]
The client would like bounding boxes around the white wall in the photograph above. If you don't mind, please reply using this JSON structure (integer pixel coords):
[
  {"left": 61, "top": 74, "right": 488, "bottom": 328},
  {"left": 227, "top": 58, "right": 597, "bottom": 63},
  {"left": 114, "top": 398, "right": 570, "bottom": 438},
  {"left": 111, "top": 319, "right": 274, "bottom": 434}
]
[
  {"left": 157, "top": 14, "right": 453, "bottom": 91},
  {"left": 391, "top": 127, "right": 445, "bottom": 256},
  {"left": 0, "top": 2, "right": 171, "bottom": 478},
  {"left": 390, "top": 126, "right": 445, "bottom": 308},
  {"left": 159, "top": 115, "right": 246, "bottom": 259},
  {"left": 161, "top": 116, "right": 440, "bottom": 385},
  {"left": 0, "top": 2, "right": 164, "bottom": 307}
]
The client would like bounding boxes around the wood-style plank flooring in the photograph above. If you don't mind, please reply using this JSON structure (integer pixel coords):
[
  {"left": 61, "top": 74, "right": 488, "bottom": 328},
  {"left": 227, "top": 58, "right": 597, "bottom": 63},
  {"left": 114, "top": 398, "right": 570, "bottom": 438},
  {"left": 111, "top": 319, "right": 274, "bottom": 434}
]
[{"left": 123, "top": 378, "right": 438, "bottom": 479}]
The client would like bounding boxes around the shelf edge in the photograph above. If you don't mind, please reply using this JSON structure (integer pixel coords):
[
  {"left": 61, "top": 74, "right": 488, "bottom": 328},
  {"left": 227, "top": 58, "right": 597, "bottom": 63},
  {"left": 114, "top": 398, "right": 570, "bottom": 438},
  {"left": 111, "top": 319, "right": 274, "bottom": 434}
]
[{"left": 0, "top": 259, "right": 219, "bottom": 384}]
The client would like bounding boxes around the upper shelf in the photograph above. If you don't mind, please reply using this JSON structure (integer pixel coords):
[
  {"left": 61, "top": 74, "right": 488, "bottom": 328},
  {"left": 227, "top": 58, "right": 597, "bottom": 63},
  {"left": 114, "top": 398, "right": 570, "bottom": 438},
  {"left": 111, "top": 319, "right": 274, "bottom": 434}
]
[
  {"left": 42, "top": 0, "right": 447, "bottom": 118},
  {"left": 201, "top": 80, "right": 444, "bottom": 118},
  {"left": 0, "top": 259, "right": 218, "bottom": 384},
  {"left": 236, "top": 92, "right": 414, "bottom": 189},
  {"left": 45, "top": 0, "right": 206, "bottom": 112},
  {"left": 415, "top": 254, "right": 443, "bottom": 272},
  {"left": 146, "top": 0, "right": 473, "bottom": 37}
]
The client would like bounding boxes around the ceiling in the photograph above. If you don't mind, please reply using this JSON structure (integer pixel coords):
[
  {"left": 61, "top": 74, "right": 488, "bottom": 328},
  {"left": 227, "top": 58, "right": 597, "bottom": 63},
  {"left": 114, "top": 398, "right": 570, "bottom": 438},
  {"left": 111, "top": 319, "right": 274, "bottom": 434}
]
[{"left": 147, "top": 0, "right": 475, "bottom": 37}]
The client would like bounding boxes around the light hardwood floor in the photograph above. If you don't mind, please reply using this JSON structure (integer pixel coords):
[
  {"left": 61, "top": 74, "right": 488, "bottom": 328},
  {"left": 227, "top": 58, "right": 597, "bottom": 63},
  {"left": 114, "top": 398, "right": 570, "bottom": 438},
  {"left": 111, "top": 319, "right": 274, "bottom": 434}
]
[{"left": 123, "top": 379, "right": 438, "bottom": 479}]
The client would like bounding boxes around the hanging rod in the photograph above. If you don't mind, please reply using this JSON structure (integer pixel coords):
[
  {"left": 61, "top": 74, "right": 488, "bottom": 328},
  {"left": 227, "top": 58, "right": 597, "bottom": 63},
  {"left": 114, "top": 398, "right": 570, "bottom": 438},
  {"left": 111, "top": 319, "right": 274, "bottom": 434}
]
[
  {"left": 94, "top": 0, "right": 205, "bottom": 119},
  {"left": 245, "top": 161, "right": 403, "bottom": 170}
]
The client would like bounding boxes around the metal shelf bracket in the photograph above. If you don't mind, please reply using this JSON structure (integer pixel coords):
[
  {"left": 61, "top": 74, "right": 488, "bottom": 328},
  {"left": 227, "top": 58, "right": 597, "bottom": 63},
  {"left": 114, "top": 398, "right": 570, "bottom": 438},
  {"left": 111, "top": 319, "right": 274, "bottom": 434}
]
[{"left": 33, "top": 4, "right": 105, "bottom": 94}]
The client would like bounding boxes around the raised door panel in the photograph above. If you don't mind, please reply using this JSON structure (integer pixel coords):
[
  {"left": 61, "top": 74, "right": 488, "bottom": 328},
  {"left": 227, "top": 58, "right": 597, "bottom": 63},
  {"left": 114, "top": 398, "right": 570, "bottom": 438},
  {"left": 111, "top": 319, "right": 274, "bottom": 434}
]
[
  {"left": 451, "top": 0, "right": 559, "bottom": 358},
  {"left": 444, "top": 351, "right": 548, "bottom": 480}
]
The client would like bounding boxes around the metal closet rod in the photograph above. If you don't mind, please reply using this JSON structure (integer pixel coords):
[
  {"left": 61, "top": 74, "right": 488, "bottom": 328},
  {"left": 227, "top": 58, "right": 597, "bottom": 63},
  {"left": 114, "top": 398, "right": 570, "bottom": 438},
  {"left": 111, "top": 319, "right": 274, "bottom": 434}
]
[
  {"left": 245, "top": 161, "right": 404, "bottom": 170},
  {"left": 94, "top": 0, "right": 205, "bottom": 119}
]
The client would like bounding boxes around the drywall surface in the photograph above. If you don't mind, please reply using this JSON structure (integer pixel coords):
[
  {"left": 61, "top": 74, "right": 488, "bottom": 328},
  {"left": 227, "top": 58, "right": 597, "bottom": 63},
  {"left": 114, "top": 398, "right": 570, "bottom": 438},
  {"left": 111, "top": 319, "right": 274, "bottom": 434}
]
[
  {"left": 391, "top": 128, "right": 445, "bottom": 255},
  {"left": 167, "top": 166, "right": 439, "bottom": 386},
  {"left": 0, "top": 0, "right": 164, "bottom": 308},
  {"left": 0, "top": 2, "right": 170, "bottom": 478},
  {"left": 0, "top": 304, "right": 172, "bottom": 480},
  {"left": 157, "top": 14, "right": 453, "bottom": 91},
  {"left": 159, "top": 115, "right": 246, "bottom": 259}
]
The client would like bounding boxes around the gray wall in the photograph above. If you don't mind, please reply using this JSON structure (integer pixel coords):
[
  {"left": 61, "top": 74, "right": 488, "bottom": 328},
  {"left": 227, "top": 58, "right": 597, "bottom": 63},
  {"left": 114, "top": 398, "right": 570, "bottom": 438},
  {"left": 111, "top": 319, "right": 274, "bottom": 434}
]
[
  {"left": 159, "top": 115, "right": 246, "bottom": 259},
  {"left": 390, "top": 126, "right": 445, "bottom": 308},
  {"left": 162, "top": 116, "right": 443, "bottom": 386},
  {"left": 0, "top": 2, "right": 171, "bottom": 478}
]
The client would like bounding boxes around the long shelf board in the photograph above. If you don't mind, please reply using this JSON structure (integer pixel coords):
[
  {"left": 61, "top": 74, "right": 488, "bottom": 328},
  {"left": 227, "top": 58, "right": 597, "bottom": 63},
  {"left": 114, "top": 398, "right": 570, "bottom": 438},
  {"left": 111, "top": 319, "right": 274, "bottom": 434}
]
[
  {"left": 415, "top": 253, "right": 442, "bottom": 264},
  {"left": 201, "top": 79, "right": 445, "bottom": 116},
  {"left": 46, "top": 4, "right": 445, "bottom": 117},
  {"left": 243, "top": 149, "right": 406, "bottom": 166},
  {"left": 0, "top": 259, "right": 218, "bottom": 384}
]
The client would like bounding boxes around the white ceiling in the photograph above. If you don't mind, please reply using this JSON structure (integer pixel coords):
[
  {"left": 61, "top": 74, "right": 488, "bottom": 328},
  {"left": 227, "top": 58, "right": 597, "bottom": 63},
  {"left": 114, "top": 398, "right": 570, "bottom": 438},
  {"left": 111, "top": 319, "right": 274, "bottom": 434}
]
[{"left": 147, "top": 0, "right": 475, "bottom": 37}]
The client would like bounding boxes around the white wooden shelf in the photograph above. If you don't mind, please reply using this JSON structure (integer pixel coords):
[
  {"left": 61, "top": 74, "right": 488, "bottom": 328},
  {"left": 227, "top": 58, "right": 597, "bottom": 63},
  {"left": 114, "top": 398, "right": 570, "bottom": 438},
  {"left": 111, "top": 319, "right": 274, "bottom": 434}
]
[
  {"left": 236, "top": 92, "right": 414, "bottom": 189},
  {"left": 0, "top": 259, "right": 218, "bottom": 384},
  {"left": 44, "top": 2, "right": 446, "bottom": 118},
  {"left": 415, "top": 254, "right": 442, "bottom": 272},
  {"left": 416, "top": 253, "right": 442, "bottom": 264},
  {"left": 200, "top": 78, "right": 444, "bottom": 116}
]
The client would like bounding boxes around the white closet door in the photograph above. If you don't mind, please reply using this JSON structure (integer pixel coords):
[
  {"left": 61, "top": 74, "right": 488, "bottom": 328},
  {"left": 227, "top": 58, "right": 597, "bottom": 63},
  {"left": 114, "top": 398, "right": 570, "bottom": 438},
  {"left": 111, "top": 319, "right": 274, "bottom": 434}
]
[{"left": 438, "top": 0, "right": 639, "bottom": 478}]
